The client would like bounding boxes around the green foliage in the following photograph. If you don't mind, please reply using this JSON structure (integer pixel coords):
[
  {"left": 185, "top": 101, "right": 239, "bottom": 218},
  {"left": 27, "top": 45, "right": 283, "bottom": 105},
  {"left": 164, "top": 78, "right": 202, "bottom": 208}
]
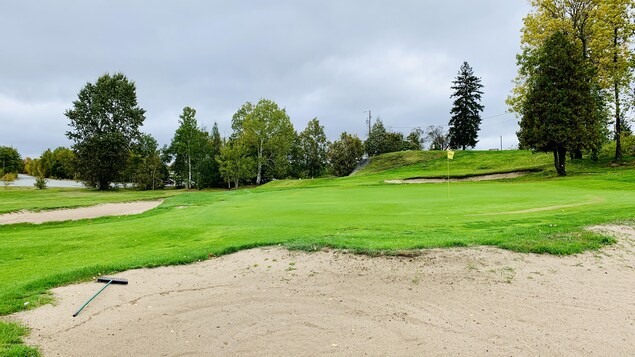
[
  {"left": 448, "top": 61, "right": 484, "bottom": 150},
  {"left": 33, "top": 176, "right": 47, "bottom": 190},
  {"left": 518, "top": 32, "right": 601, "bottom": 176},
  {"left": 511, "top": 0, "right": 635, "bottom": 160},
  {"left": 217, "top": 138, "right": 255, "bottom": 188},
  {"left": 0, "top": 146, "right": 23, "bottom": 174},
  {"left": 328, "top": 132, "right": 364, "bottom": 176},
  {"left": 297, "top": 118, "right": 329, "bottom": 178},
  {"left": 405, "top": 128, "right": 424, "bottom": 150},
  {"left": 131, "top": 134, "right": 167, "bottom": 190},
  {"left": 230, "top": 99, "right": 295, "bottom": 184},
  {"left": 25, "top": 147, "right": 76, "bottom": 179},
  {"left": 65, "top": 73, "right": 146, "bottom": 190},
  {"left": 364, "top": 119, "right": 413, "bottom": 156}
]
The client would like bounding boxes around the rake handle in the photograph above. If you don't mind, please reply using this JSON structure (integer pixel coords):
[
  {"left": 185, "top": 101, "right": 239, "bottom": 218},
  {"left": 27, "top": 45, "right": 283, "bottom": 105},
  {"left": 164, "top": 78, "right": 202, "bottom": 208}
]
[{"left": 72, "top": 280, "right": 112, "bottom": 317}]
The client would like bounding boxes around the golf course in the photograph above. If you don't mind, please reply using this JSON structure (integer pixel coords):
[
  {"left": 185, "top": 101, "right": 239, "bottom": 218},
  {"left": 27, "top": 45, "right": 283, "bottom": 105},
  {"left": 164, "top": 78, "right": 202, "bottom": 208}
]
[{"left": 1, "top": 150, "right": 634, "bottom": 355}]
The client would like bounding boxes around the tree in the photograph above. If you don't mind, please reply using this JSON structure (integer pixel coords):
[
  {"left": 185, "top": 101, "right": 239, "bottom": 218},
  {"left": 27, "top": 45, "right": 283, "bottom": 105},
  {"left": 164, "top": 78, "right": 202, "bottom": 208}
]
[
  {"left": 510, "top": 0, "right": 635, "bottom": 160},
  {"left": 1, "top": 171, "right": 17, "bottom": 189},
  {"left": 298, "top": 118, "right": 329, "bottom": 178},
  {"left": 65, "top": 73, "right": 146, "bottom": 190},
  {"left": 0, "top": 146, "right": 23, "bottom": 174},
  {"left": 231, "top": 99, "right": 295, "bottom": 184},
  {"left": 217, "top": 138, "right": 255, "bottom": 189},
  {"left": 365, "top": 119, "right": 388, "bottom": 156},
  {"left": 168, "top": 107, "right": 200, "bottom": 189},
  {"left": 448, "top": 62, "right": 484, "bottom": 150},
  {"left": 518, "top": 32, "right": 598, "bottom": 176},
  {"left": 423, "top": 126, "right": 450, "bottom": 150},
  {"left": 132, "top": 133, "right": 167, "bottom": 190},
  {"left": 328, "top": 132, "right": 364, "bottom": 177},
  {"left": 406, "top": 128, "right": 424, "bottom": 150}
]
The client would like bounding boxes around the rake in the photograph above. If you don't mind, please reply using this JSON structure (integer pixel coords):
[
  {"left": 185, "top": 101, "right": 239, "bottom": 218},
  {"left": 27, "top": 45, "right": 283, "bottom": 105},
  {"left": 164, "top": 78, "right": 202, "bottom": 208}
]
[{"left": 72, "top": 276, "right": 128, "bottom": 317}]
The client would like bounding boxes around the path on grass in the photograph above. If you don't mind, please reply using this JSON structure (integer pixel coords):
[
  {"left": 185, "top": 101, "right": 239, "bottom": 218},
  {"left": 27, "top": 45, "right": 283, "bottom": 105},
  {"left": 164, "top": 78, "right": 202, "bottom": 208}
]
[
  {"left": 0, "top": 200, "right": 163, "bottom": 225},
  {"left": 11, "top": 225, "right": 635, "bottom": 356}
]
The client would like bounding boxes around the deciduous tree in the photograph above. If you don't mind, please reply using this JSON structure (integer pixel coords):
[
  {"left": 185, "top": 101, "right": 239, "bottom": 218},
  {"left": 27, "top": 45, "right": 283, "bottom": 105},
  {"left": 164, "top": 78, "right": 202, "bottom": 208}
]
[
  {"left": 65, "top": 73, "right": 145, "bottom": 190},
  {"left": 231, "top": 99, "right": 295, "bottom": 184}
]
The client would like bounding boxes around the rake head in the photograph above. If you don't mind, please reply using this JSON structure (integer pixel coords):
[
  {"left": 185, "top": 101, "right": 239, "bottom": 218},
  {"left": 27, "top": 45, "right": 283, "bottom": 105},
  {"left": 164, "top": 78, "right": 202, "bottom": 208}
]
[{"left": 97, "top": 276, "right": 128, "bottom": 285}]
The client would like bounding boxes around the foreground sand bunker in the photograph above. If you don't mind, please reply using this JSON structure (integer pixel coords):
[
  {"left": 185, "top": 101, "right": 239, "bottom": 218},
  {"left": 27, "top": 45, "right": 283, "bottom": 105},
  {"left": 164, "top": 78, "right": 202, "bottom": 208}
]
[
  {"left": 10, "top": 226, "right": 635, "bottom": 356},
  {"left": 0, "top": 200, "right": 163, "bottom": 225}
]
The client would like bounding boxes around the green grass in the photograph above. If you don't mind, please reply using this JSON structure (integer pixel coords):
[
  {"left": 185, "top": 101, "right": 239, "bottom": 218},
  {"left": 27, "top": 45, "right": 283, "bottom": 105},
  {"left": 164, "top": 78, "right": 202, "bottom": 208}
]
[
  {"left": 1, "top": 150, "right": 634, "bottom": 355},
  {"left": 0, "top": 188, "right": 179, "bottom": 214}
]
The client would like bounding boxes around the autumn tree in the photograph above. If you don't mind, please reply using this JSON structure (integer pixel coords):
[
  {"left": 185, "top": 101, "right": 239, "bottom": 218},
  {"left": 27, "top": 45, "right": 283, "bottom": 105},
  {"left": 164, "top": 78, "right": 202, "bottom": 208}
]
[
  {"left": 328, "top": 132, "right": 364, "bottom": 177},
  {"left": 231, "top": 99, "right": 295, "bottom": 184},
  {"left": 448, "top": 62, "right": 484, "bottom": 150},
  {"left": 65, "top": 73, "right": 145, "bottom": 190}
]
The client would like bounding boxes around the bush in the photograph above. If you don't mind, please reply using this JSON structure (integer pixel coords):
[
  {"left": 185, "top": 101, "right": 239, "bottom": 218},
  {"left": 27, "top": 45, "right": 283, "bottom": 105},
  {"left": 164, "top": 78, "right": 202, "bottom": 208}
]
[
  {"left": 34, "top": 176, "right": 48, "bottom": 189},
  {"left": 599, "top": 134, "right": 635, "bottom": 160}
]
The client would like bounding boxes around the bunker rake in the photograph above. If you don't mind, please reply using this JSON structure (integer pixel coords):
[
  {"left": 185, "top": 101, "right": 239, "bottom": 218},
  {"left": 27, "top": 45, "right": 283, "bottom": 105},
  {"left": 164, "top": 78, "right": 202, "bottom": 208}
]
[{"left": 72, "top": 276, "right": 128, "bottom": 317}]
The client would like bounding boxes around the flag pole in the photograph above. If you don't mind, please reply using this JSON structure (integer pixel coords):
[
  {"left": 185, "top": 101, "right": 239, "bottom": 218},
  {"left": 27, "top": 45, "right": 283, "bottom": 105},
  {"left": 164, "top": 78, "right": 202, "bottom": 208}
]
[{"left": 447, "top": 155, "right": 450, "bottom": 197}]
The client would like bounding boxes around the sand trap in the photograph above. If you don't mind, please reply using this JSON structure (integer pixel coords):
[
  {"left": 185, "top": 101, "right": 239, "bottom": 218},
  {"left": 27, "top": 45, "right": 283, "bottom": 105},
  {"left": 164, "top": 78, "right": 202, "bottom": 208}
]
[
  {"left": 8, "top": 225, "right": 635, "bottom": 356},
  {"left": 0, "top": 200, "right": 163, "bottom": 225},
  {"left": 385, "top": 171, "right": 528, "bottom": 184}
]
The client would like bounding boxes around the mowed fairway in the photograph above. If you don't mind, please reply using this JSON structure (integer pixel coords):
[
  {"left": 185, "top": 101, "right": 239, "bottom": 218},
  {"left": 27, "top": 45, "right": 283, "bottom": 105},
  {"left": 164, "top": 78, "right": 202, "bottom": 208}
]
[{"left": 1, "top": 151, "right": 635, "bottom": 355}]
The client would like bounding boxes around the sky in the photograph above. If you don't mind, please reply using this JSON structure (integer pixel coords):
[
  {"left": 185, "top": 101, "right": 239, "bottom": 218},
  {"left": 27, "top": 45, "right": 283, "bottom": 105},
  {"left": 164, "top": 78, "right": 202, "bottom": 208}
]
[{"left": 0, "top": 1, "right": 531, "bottom": 158}]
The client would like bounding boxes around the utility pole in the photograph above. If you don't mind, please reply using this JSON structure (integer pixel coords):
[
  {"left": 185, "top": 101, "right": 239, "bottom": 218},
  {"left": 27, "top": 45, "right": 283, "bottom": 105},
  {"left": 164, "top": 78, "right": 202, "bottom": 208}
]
[
  {"left": 500, "top": 136, "right": 503, "bottom": 151},
  {"left": 364, "top": 110, "right": 372, "bottom": 137}
]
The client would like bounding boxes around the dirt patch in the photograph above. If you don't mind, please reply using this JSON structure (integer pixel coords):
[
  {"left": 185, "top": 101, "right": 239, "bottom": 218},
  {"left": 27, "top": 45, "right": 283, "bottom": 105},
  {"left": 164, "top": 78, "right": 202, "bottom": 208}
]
[
  {"left": 385, "top": 171, "right": 528, "bottom": 184},
  {"left": 8, "top": 226, "right": 635, "bottom": 356},
  {"left": 0, "top": 200, "right": 163, "bottom": 225}
]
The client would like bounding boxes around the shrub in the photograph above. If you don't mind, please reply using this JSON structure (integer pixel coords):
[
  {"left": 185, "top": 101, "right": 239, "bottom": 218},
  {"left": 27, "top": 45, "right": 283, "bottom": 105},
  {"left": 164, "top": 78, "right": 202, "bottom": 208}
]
[{"left": 34, "top": 176, "right": 48, "bottom": 189}]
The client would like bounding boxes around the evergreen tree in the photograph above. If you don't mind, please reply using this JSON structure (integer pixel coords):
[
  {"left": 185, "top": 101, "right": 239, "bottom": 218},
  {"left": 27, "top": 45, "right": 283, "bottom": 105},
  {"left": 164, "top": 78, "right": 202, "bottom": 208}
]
[
  {"left": 65, "top": 73, "right": 145, "bottom": 190},
  {"left": 448, "top": 62, "right": 484, "bottom": 150},
  {"left": 518, "top": 31, "right": 599, "bottom": 176},
  {"left": 364, "top": 119, "right": 388, "bottom": 156}
]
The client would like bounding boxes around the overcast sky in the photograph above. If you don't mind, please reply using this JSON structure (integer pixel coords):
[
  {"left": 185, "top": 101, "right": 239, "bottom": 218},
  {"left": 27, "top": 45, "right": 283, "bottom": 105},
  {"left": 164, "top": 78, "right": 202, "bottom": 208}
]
[{"left": 1, "top": 1, "right": 530, "bottom": 158}]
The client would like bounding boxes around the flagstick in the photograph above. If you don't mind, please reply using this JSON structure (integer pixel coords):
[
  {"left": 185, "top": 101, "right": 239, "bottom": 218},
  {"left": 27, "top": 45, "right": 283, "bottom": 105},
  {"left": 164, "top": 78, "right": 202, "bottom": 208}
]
[{"left": 447, "top": 156, "right": 450, "bottom": 198}]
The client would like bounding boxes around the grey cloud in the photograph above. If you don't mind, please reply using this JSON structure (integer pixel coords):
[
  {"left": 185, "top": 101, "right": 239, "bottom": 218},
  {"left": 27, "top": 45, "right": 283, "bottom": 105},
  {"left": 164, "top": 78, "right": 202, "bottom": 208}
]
[{"left": 1, "top": 1, "right": 529, "bottom": 157}]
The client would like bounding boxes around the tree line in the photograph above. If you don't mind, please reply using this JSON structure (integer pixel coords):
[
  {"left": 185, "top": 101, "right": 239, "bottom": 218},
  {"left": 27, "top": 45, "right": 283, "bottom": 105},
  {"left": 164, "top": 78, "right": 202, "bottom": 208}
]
[{"left": 35, "top": 68, "right": 483, "bottom": 191}]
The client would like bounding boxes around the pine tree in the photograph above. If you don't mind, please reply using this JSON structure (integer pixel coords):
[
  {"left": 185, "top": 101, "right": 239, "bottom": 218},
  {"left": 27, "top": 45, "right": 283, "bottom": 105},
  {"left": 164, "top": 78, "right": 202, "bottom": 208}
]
[{"left": 448, "top": 62, "right": 484, "bottom": 150}]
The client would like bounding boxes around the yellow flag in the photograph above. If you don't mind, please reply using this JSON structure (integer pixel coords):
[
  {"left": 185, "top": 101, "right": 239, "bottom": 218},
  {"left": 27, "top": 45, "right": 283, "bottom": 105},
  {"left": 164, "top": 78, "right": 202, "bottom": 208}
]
[{"left": 447, "top": 150, "right": 455, "bottom": 160}]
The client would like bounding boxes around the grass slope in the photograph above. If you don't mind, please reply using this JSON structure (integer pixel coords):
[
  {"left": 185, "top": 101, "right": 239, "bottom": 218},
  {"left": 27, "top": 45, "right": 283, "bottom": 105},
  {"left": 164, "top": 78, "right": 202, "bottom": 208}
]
[{"left": 1, "top": 150, "right": 634, "bottom": 356}]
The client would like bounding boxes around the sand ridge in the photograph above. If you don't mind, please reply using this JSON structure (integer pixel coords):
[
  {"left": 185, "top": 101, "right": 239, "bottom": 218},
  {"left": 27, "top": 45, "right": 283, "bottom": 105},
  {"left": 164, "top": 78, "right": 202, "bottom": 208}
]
[
  {"left": 0, "top": 200, "right": 163, "bottom": 225},
  {"left": 9, "top": 225, "right": 635, "bottom": 356}
]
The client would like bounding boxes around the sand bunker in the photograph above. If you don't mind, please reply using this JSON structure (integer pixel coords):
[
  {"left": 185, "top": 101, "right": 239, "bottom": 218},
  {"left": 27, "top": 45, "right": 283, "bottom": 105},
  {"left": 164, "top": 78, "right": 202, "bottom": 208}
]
[
  {"left": 0, "top": 200, "right": 163, "bottom": 225},
  {"left": 9, "top": 225, "right": 635, "bottom": 356},
  {"left": 385, "top": 172, "right": 528, "bottom": 184}
]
